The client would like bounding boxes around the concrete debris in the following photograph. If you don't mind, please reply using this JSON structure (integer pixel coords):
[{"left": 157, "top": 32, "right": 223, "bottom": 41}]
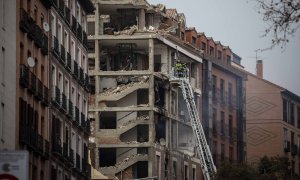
[
  {"left": 100, "top": 76, "right": 149, "bottom": 96},
  {"left": 114, "top": 25, "right": 138, "bottom": 36}
]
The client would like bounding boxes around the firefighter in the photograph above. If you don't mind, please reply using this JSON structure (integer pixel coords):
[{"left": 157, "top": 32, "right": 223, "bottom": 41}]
[{"left": 175, "top": 61, "right": 187, "bottom": 77}]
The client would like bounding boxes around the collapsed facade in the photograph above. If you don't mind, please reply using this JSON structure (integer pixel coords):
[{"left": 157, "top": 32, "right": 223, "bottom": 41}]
[
  {"left": 88, "top": 0, "right": 204, "bottom": 179},
  {"left": 87, "top": 0, "right": 247, "bottom": 179}
]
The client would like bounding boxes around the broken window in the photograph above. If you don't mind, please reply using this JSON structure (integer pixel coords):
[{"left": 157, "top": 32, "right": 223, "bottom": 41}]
[
  {"left": 99, "top": 148, "right": 116, "bottom": 167},
  {"left": 137, "top": 89, "right": 149, "bottom": 105},
  {"left": 155, "top": 116, "right": 166, "bottom": 143},
  {"left": 100, "top": 112, "right": 116, "bottom": 129},
  {"left": 155, "top": 80, "right": 165, "bottom": 107},
  {"left": 154, "top": 55, "right": 161, "bottom": 72},
  {"left": 134, "top": 161, "right": 148, "bottom": 179}
]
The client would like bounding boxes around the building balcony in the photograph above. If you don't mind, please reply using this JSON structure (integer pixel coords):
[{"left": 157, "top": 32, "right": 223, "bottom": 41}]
[
  {"left": 52, "top": 137, "right": 62, "bottom": 156},
  {"left": 37, "top": 79, "right": 44, "bottom": 101},
  {"left": 37, "top": 134, "right": 44, "bottom": 155},
  {"left": 63, "top": 142, "right": 69, "bottom": 162},
  {"left": 65, "top": 6, "right": 71, "bottom": 25},
  {"left": 40, "top": 0, "right": 53, "bottom": 9},
  {"left": 58, "top": 0, "right": 64, "bottom": 16},
  {"left": 71, "top": 15, "right": 77, "bottom": 34},
  {"left": 20, "top": 64, "right": 30, "bottom": 88},
  {"left": 66, "top": 52, "right": 72, "bottom": 72},
  {"left": 51, "top": 36, "right": 59, "bottom": 57},
  {"left": 42, "top": 85, "right": 49, "bottom": 106},
  {"left": 284, "top": 141, "right": 291, "bottom": 152},
  {"left": 61, "top": 93, "right": 67, "bottom": 113},
  {"left": 60, "top": 44, "right": 66, "bottom": 65},
  {"left": 77, "top": 23, "right": 82, "bottom": 42},
  {"left": 41, "top": 34, "right": 49, "bottom": 55},
  {"left": 67, "top": 100, "right": 73, "bottom": 119},
  {"left": 69, "top": 148, "right": 74, "bottom": 166},
  {"left": 291, "top": 144, "right": 298, "bottom": 156},
  {"left": 28, "top": 71, "right": 36, "bottom": 95},
  {"left": 76, "top": 153, "right": 81, "bottom": 172},
  {"left": 79, "top": 68, "right": 84, "bottom": 85},
  {"left": 19, "top": 8, "right": 32, "bottom": 33},
  {"left": 52, "top": 86, "right": 61, "bottom": 108},
  {"left": 72, "top": 61, "right": 79, "bottom": 79},
  {"left": 75, "top": 107, "right": 80, "bottom": 126}
]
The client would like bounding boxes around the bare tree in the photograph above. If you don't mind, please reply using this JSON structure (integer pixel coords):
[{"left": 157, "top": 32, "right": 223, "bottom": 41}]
[{"left": 256, "top": 0, "right": 300, "bottom": 49}]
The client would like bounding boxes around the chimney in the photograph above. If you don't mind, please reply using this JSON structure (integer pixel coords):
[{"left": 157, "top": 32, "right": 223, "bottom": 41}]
[{"left": 256, "top": 60, "right": 263, "bottom": 79}]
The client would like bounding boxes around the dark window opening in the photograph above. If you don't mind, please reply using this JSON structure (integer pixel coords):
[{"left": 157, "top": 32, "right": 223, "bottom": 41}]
[
  {"left": 283, "top": 99, "right": 288, "bottom": 122},
  {"left": 201, "top": 42, "right": 206, "bottom": 51},
  {"left": 99, "top": 148, "right": 116, "bottom": 167},
  {"left": 210, "top": 46, "right": 214, "bottom": 58},
  {"left": 137, "top": 125, "right": 149, "bottom": 143},
  {"left": 155, "top": 116, "right": 166, "bottom": 142},
  {"left": 155, "top": 81, "right": 165, "bottom": 107},
  {"left": 192, "top": 36, "right": 196, "bottom": 44},
  {"left": 184, "top": 165, "right": 188, "bottom": 180},
  {"left": 133, "top": 161, "right": 148, "bottom": 179},
  {"left": 290, "top": 103, "right": 295, "bottom": 125},
  {"left": 154, "top": 55, "right": 161, "bottom": 72},
  {"left": 100, "top": 112, "right": 116, "bottom": 129},
  {"left": 217, "top": 50, "right": 222, "bottom": 61},
  {"left": 137, "top": 89, "right": 149, "bottom": 105}
]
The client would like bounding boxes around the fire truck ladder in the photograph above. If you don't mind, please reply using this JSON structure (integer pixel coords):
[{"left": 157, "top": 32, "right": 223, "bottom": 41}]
[{"left": 171, "top": 68, "right": 216, "bottom": 180}]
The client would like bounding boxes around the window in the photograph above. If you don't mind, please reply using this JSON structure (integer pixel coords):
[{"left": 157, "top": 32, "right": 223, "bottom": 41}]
[
  {"left": 58, "top": 72, "right": 63, "bottom": 92},
  {"left": 213, "top": 141, "right": 217, "bottom": 163},
  {"left": 220, "top": 79, "right": 225, "bottom": 102},
  {"left": 228, "top": 82, "right": 232, "bottom": 105},
  {"left": 226, "top": 55, "right": 231, "bottom": 65},
  {"left": 82, "top": 55, "right": 86, "bottom": 72},
  {"left": 212, "top": 75, "right": 217, "bottom": 100},
  {"left": 173, "top": 161, "right": 177, "bottom": 180},
  {"left": 229, "top": 115, "right": 233, "bottom": 138},
  {"left": 58, "top": 21, "right": 63, "bottom": 46},
  {"left": 71, "top": 39, "right": 75, "bottom": 60},
  {"left": 209, "top": 46, "right": 214, "bottom": 57},
  {"left": 0, "top": 103, "right": 4, "bottom": 141},
  {"left": 221, "top": 111, "right": 225, "bottom": 135},
  {"left": 51, "top": 13, "right": 56, "bottom": 36},
  {"left": 40, "top": 13, "right": 44, "bottom": 27},
  {"left": 41, "top": 65, "right": 44, "bottom": 82},
  {"left": 229, "top": 147, "right": 233, "bottom": 162},
  {"left": 283, "top": 99, "right": 288, "bottom": 122},
  {"left": 213, "top": 108, "right": 217, "bottom": 133},
  {"left": 77, "top": 48, "right": 81, "bottom": 66},
  {"left": 71, "top": 87, "right": 76, "bottom": 104},
  {"left": 65, "top": 79, "right": 69, "bottom": 99},
  {"left": 156, "top": 155, "right": 161, "bottom": 179},
  {"left": 83, "top": 99, "right": 87, "bottom": 115},
  {"left": 52, "top": 65, "right": 56, "bottom": 86},
  {"left": 201, "top": 42, "right": 206, "bottom": 51},
  {"left": 221, "top": 144, "right": 225, "bottom": 161},
  {"left": 192, "top": 167, "right": 196, "bottom": 180},
  {"left": 1, "top": 47, "right": 5, "bottom": 86},
  {"left": 181, "top": 32, "right": 185, "bottom": 41},
  {"left": 284, "top": 128, "right": 289, "bottom": 150},
  {"left": 291, "top": 131, "right": 295, "bottom": 145},
  {"left": 64, "top": 31, "right": 69, "bottom": 55},
  {"left": 192, "top": 36, "right": 196, "bottom": 44},
  {"left": 217, "top": 50, "right": 222, "bottom": 61},
  {"left": 184, "top": 164, "right": 188, "bottom": 180},
  {"left": 290, "top": 103, "right": 295, "bottom": 125}
]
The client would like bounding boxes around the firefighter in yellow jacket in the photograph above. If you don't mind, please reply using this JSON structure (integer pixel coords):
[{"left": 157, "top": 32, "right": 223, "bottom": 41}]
[{"left": 175, "top": 61, "right": 187, "bottom": 77}]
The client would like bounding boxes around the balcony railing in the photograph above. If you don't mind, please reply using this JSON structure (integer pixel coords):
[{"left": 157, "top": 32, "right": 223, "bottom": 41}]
[
  {"left": 65, "top": 6, "right": 71, "bottom": 25},
  {"left": 52, "top": 86, "right": 61, "bottom": 107},
  {"left": 77, "top": 23, "right": 82, "bottom": 41},
  {"left": 71, "top": 16, "right": 77, "bottom": 34},
  {"left": 40, "top": 0, "right": 53, "bottom": 9},
  {"left": 76, "top": 153, "right": 81, "bottom": 171},
  {"left": 60, "top": 44, "right": 66, "bottom": 65},
  {"left": 20, "top": 64, "right": 30, "bottom": 88},
  {"left": 37, "top": 80, "right": 43, "bottom": 101},
  {"left": 19, "top": 8, "right": 31, "bottom": 33},
  {"left": 284, "top": 141, "right": 291, "bottom": 152},
  {"left": 79, "top": 68, "right": 84, "bottom": 85},
  {"left": 80, "top": 113, "right": 85, "bottom": 130},
  {"left": 52, "top": 137, "right": 62, "bottom": 156},
  {"left": 75, "top": 107, "right": 80, "bottom": 126},
  {"left": 44, "top": 139, "right": 50, "bottom": 159},
  {"left": 51, "top": 36, "right": 59, "bottom": 57},
  {"left": 58, "top": 0, "right": 65, "bottom": 16},
  {"left": 67, "top": 100, "right": 73, "bottom": 119},
  {"left": 66, "top": 52, "right": 72, "bottom": 72},
  {"left": 28, "top": 71, "right": 36, "bottom": 94},
  {"left": 41, "top": 34, "right": 48, "bottom": 55},
  {"left": 61, "top": 94, "right": 67, "bottom": 113},
  {"left": 37, "top": 134, "right": 44, "bottom": 155},
  {"left": 72, "top": 61, "right": 79, "bottom": 79},
  {"left": 63, "top": 142, "right": 69, "bottom": 161}
]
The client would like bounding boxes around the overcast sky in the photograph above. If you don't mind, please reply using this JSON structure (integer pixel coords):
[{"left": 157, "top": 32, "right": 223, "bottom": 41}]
[{"left": 148, "top": 0, "right": 300, "bottom": 95}]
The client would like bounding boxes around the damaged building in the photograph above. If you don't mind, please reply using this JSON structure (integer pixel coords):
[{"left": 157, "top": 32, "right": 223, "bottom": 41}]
[{"left": 87, "top": 0, "right": 204, "bottom": 179}]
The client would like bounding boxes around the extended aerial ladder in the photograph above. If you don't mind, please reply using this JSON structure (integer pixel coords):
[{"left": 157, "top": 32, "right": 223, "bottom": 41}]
[{"left": 170, "top": 67, "right": 217, "bottom": 180}]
